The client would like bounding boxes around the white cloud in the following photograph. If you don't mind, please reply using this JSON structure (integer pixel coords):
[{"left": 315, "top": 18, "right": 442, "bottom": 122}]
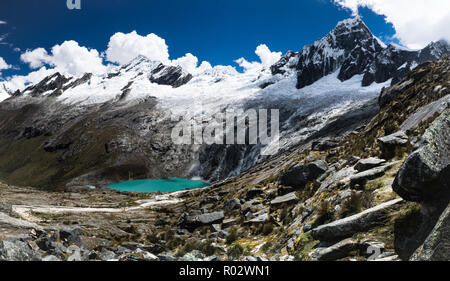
[
  {"left": 21, "top": 41, "right": 106, "bottom": 76},
  {"left": 105, "top": 31, "right": 170, "bottom": 65},
  {"left": 235, "top": 44, "right": 282, "bottom": 72},
  {"left": 0, "top": 57, "right": 10, "bottom": 71},
  {"left": 234, "top": 57, "right": 262, "bottom": 72},
  {"left": 333, "top": 0, "right": 450, "bottom": 49},
  {"left": 20, "top": 48, "right": 50, "bottom": 68},
  {"left": 171, "top": 53, "right": 198, "bottom": 73},
  {"left": 255, "top": 44, "right": 282, "bottom": 68},
  {"left": 2, "top": 67, "right": 56, "bottom": 92},
  {"left": 170, "top": 53, "right": 213, "bottom": 74},
  {"left": 0, "top": 20, "right": 6, "bottom": 25},
  {"left": 105, "top": 31, "right": 214, "bottom": 74}
]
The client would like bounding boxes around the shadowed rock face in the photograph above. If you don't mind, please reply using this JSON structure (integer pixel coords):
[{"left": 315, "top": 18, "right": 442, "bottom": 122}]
[
  {"left": 391, "top": 109, "right": 450, "bottom": 261},
  {"left": 393, "top": 109, "right": 450, "bottom": 205},
  {"left": 411, "top": 204, "right": 450, "bottom": 261}
]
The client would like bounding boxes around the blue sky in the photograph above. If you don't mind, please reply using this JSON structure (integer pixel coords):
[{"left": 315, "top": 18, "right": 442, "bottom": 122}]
[{"left": 0, "top": 0, "right": 398, "bottom": 77}]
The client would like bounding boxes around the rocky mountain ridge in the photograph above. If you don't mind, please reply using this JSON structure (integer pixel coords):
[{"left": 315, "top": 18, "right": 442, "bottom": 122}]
[{"left": 271, "top": 17, "right": 450, "bottom": 88}]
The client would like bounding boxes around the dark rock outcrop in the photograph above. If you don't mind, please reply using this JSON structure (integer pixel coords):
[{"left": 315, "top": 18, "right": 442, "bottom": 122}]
[
  {"left": 411, "top": 204, "right": 450, "bottom": 261},
  {"left": 178, "top": 211, "right": 225, "bottom": 231},
  {"left": 393, "top": 109, "right": 450, "bottom": 205},
  {"left": 278, "top": 160, "right": 327, "bottom": 189},
  {"left": 149, "top": 63, "right": 193, "bottom": 88},
  {"left": 378, "top": 131, "right": 409, "bottom": 159}
]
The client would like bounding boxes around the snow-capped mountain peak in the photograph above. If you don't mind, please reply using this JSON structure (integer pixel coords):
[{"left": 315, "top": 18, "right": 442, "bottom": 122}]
[{"left": 271, "top": 17, "right": 450, "bottom": 89}]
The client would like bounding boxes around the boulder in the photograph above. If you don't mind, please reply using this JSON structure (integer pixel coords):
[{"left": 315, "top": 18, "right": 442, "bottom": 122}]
[
  {"left": 198, "top": 211, "right": 225, "bottom": 224},
  {"left": 310, "top": 238, "right": 359, "bottom": 261},
  {"left": 59, "top": 227, "right": 82, "bottom": 246},
  {"left": 393, "top": 110, "right": 450, "bottom": 205},
  {"left": 0, "top": 240, "right": 41, "bottom": 261},
  {"left": 311, "top": 199, "right": 404, "bottom": 242},
  {"left": 410, "top": 204, "right": 450, "bottom": 261},
  {"left": 354, "top": 157, "right": 386, "bottom": 172},
  {"left": 378, "top": 131, "right": 409, "bottom": 159},
  {"left": 350, "top": 162, "right": 398, "bottom": 187},
  {"left": 278, "top": 160, "right": 327, "bottom": 189},
  {"left": 179, "top": 211, "right": 225, "bottom": 231},
  {"left": 270, "top": 192, "right": 298, "bottom": 205}
]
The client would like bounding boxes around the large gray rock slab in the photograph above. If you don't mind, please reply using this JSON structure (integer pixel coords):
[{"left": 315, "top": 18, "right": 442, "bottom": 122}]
[
  {"left": 400, "top": 94, "right": 450, "bottom": 134},
  {"left": 198, "top": 211, "right": 225, "bottom": 224},
  {"left": 270, "top": 192, "right": 298, "bottom": 205},
  {"left": 0, "top": 212, "right": 39, "bottom": 229},
  {"left": 393, "top": 109, "right": 450, "bottom": 205},
  {"left": 354, "top": 157, "right": 386, "bottom": 172},
  {"left": 311, "top": 198, "right": 404, "bottom": 242},
  {"left": 311, "top": 238, "right": 359, "bottom": 261},
  {"left": 350, "top": 162, "right": 398, "bottom": 187}
]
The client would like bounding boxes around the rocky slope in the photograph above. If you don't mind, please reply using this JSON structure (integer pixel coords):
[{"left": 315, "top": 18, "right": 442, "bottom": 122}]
[{"left": 0, "top": 56, "right": 448, "bottom": 261}]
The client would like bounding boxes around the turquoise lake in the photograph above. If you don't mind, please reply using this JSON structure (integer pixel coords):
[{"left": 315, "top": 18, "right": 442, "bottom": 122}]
[{"left": 107, "top": 178, "right": 210, "bottom": 193}]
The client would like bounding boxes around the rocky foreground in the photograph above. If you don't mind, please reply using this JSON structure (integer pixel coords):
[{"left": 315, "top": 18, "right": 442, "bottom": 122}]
[{"left": 0, "top": 56, "right": 449, "bottom": 261}]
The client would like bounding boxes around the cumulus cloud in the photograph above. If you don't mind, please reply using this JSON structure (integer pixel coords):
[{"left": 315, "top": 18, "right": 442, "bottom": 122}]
[
  {"left": 0, "top": 57, "right": 10, "bottom": 71},
  {"left": 171, "top": 53, "right": 198, "bottom": 73},
  {"left": 170, "top": 53, "right": 213, "bottom": 74},
  {"left": 234, "top": 57, "right": 262, "bottom": 72},
  {"left": 0, "top": 20, "right": 6, "bottom": 25},
  {"left": 333, "top": 0, "right": 450, "bottom": 49},
  {"left": 21, "top": 41, "right": 106, "bottom": 76},
  {"left": 20, "top": 48, "right": 50, "bottom": 68},
  {"left": 2, "top": 67, "right": 56, "bottom": 91},
  {"left": 235, "top": 44, "right": 282, "bottom": 72},
  {"left": 105, "top": 31, "right": 170, "bottom": 65},
  {"left": 255, "top": 44, "right": 282, "bottom": 68}
]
